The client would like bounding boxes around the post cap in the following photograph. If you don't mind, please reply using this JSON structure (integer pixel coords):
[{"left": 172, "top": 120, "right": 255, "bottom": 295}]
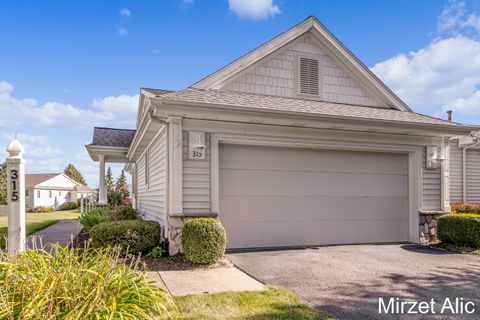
[{"left": 6, "top": 138, "right": 24, "bottom": 158}]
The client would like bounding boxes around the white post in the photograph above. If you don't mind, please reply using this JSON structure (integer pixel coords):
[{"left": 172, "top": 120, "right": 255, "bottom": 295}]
[
  {"left": 98, "top": 154, "right": 107, "bottom": 205},
  {"left": 80, "top": 194, "right": 84, "bottom": 214},
  {"left": 6, "top": 138, "right": 26, "bottom": 254}
]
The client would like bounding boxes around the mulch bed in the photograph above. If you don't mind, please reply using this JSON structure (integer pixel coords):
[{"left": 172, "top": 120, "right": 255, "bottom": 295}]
[{"left": 72, "top": 228, "right": 232, "bottom": 271}]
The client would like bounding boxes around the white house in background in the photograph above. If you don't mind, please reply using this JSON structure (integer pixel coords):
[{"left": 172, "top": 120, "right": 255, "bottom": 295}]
[
  {"left": 25, "top": 173, "right": 94, "bottom": 210},
  {"left": 86, "top": 16, "right": 479, "bottom": 254}
]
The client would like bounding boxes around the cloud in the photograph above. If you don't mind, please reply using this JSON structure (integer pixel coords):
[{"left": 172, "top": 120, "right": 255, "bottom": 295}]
[
  {"left": 0, "top": 80, "right": 138, "bottom": 129},
  {"left": 228, "top": 0, "right": 280, "bottom": 20},
  {"left": 119, "top": 8, "right": 131, "bottom": 17},
  {"left": 182, "top": 0, "right": 194, "bottom": 5},
  {"left": 371, "top": 2, "right": 480, "bottom": 121},
  {"left": 117, "top": 27, "right": 128, "bottom": 37},
  {"left": 1, "top": 133, "right": 63, "bottom": 172},
  {"left": 437, "top": 0, "right": 480, "bottom": 37}
]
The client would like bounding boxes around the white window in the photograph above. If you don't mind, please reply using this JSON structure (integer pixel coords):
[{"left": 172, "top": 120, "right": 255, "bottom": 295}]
[
  {"left": 37, "top": 190, "right": 40, "bottom": 198},
  {"left": 26, "top": 190, "right": 29, "bottom": 197},
  {"left": 49, "top": 191, "right": 52, "bottom": 198},
  {"left": 59, "top": 191, "right": 62, "bottom": 196},
  {"left": 297, "top": 56, "right": 320, "bottom": 96}
]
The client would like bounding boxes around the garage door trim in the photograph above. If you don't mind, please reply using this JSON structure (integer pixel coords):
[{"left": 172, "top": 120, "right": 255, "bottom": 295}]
[{"left": 210, "top": 133, "right": 422, "bottom": 243}]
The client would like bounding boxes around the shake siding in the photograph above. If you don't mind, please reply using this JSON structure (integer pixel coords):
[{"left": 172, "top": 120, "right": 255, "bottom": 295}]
[
  {"left": 182, "top": 131, "right": 211, "bottom": 213},
  {"left": 450, "top": 142, "right": 463, "bottom": 203},
  {"left": 466, "top": 148, "right": 480, "bottom": 203},
  {"left": 422, "top": 147, "right": 441, "bottom": 210},
  {"left": 136, "top": 129, "right": 167, "bottom": 225},
  {"left": 222, "top": 34, "right": 385, "bottom": 108}
]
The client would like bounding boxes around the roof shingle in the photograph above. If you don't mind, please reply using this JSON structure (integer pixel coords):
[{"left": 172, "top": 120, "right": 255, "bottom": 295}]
[
  {"left": 157, "top": 88, "right": 466, "bottom": 128},
  {"left": 91, "top": 127, "right": 136, "bottom": 148}
]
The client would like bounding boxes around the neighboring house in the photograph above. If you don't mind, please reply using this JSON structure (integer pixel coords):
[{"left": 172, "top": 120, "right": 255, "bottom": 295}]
[
  {"left": 25, "top": 173, "right": 94, "bottom": 210},
  {"left": 86, "top": 16, "right": 478, "bottom": 254}
]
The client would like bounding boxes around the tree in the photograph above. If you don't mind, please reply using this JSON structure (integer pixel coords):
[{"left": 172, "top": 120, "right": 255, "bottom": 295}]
[
  {"left": 0, "top": 162, "right": 6, "bottom": 205},
  {"left": 105, "top": 167, "right": 114, "bottom": 194},
  {"left": 115, "top": 169, "right": 130, "bottom": 199},
  {"left": 64, "top": 163, "right": 87, "bottom": 185}
]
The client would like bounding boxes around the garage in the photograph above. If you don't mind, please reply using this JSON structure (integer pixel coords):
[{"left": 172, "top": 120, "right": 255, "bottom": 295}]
[{"left": 219, "top": 144, "right": 409, "bottom": 249}]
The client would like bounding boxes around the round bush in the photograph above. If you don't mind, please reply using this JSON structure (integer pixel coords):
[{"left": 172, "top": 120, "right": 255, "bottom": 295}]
[
  {"left": 437, "top": 213, "right": 480, "bottom": 248},
  {"left": 90, "top": 220, "right": 161, "bottom": 254},
  {"left": 182, "top": 218, "right": 226, "bottom": 264}
]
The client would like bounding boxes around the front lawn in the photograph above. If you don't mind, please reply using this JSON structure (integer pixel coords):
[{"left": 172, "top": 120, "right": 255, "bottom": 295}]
[
  {"left": 173, "top": 287, "right": 330, "bottom": 320},
  {"left": 0, "top": 209, "right": 79, "bottom": 248}
]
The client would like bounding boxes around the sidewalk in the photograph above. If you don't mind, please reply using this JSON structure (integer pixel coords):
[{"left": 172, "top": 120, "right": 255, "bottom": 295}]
[
  {"left": 26, "top": 220, "right": 82, "bottom": 248},
  {"left": 148, "top": 266, "right": 265, "bottom": 296}
]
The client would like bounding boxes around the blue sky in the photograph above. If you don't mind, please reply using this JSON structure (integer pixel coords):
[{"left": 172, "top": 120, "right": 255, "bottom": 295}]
[{"left": 1, "top": 0, "right": 480, "bottom": 186}]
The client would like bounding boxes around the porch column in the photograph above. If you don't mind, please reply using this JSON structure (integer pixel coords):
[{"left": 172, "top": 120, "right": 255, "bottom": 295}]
[
  {"left": 98, "top": 153, "right": 107, "bottom": 205},
  {"left": 440, "top": 137, "right": 451, "bottom": 212}
]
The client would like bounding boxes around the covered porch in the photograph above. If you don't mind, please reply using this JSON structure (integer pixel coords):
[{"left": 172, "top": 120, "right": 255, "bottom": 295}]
[{"left": 85, "top": 127, "right": 136, "bottom": 205}]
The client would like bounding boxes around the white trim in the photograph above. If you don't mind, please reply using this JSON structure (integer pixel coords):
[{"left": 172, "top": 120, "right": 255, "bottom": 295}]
[
  {"left": 167, "top": 116, "right": 183, "bottom": 214},
  {"left": 210, "top": 132, "right": 421, "bottom": 243}
]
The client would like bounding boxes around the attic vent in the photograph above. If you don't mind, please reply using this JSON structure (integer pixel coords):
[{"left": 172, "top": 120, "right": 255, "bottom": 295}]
[{"left": 299, "top": 57, "right": 319, "bottom": 95}]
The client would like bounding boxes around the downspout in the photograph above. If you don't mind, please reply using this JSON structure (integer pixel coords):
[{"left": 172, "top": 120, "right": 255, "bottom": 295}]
[{"left": 148, "top": 109, "right": 170, "bottom": 242}]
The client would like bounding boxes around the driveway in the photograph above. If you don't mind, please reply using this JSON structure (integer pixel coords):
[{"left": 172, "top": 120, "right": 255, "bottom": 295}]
[{"left": 228, "top": 244, "right": 480, "bottom": 319}]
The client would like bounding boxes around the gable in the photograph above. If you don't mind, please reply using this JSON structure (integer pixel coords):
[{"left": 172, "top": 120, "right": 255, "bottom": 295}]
[
  {"left": 221, "top": 33, "right": 386, "bottom": 108},
  {"left": 37, "top": 174, "right": 79, "bottom": 189},
  {"left": 193, "top": 16, "right": 411, "bottom": 111}
]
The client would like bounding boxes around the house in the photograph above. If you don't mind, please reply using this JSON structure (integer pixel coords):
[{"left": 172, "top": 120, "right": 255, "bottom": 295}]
[
  {"left": 86, "top": 16, "right": 478, "bottom": 254},
  {"left": 25, "top": 173, "right": 94, "bottom": 211}
]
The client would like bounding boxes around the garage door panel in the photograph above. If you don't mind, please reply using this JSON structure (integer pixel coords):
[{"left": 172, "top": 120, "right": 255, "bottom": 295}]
[
  {"left": 223, "top": 219, "right": 409, "bottom": 249},
  {"left": 221, "top": 144, "right": 408, "bottom": 175},
  {"left": 220, "top": 170, "right": 408, "bottom": 197},
  {"left": 219, "top": 144, "right": 409, "bottom": 249},
  {"left": 219, "top": 195, "right": 408, "bottom": 222}
]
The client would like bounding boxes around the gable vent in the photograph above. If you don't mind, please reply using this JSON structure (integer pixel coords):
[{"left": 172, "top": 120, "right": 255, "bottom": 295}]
[{"left": 299, "top": 57, "right": 319, "bottom": 95}]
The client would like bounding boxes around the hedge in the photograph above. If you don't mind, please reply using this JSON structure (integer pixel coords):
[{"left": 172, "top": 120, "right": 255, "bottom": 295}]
[
  {"left": 437, "top": 214, "right": 480, "bottom": 248},
  {"left": 450, "top": 203, "right": 480, "bottom": 214},
  {"left": 182, "top": 218, "right": 226, "bottom": 264},
  {"left": 60, "top": 201, "right": 78, "bottom": 210},
  {"left": 90, "top": 220, "right": 161, "bottom": 254}
]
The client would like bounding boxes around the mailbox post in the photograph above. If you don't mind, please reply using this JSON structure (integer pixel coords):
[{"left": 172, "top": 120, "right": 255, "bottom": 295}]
[{"left": 6, "top": 138, "right": 26, "bottom": 254}]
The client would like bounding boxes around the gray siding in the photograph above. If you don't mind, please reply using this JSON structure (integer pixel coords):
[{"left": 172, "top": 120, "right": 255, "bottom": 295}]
[
  {"left": 450, "top": 142, "right": 463, "bottom": 203},
  {"left": 466, "top": 148, "right": 480, "bottom": 203},
  {"left": 182, "top": 131, "right": 211, "bottom": 213},
  {"left": 222, "top": 34, "right": 385, "bottom": 108},
  {"left": 136, "top": 129, "right": 167, "bottom": 225},
  {"left": 422, "top": 147, "right": 441, "bottom": 210}
]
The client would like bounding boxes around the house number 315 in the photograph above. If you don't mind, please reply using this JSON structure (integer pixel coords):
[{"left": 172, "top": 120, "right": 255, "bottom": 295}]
[{"left": 10, "top": 169, "right": 18, "bottom": 202}]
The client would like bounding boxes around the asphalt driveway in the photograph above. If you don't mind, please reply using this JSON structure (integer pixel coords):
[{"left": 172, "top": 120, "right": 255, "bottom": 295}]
[{"left": 228, "top": 244, "right": 480, "bottom": 319}]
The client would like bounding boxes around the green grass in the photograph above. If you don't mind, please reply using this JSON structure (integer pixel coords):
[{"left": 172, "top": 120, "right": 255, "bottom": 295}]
[
  {"left": 0, "top": 209, "right": 79, "bottom": 248},
  {"left": 173, "top": 287, "right": 331, "bottom": 320}
]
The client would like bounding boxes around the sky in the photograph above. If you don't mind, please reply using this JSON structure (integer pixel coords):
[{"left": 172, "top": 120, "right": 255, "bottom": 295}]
[{"left": 1, "top": 0, "right": 480, "bottom": 186}]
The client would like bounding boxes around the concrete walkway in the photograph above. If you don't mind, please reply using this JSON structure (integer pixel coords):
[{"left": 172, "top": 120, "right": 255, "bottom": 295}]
[
  {"left": 26, "top": 220, "right": 82, "bottom": 249},
  {"left": 149, "top": 267, "right": 264, "bottom": 296}
]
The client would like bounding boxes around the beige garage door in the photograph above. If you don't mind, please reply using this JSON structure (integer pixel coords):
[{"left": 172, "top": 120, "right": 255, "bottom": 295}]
[{"left": 219, "top": 144, "right": 409, "bottom": 249}]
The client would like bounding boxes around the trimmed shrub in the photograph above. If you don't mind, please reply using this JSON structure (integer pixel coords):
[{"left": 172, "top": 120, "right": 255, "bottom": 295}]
[
  {"left": 182, "top": 218, "right": 226, "bottom": 264},
  {"left": 451, "top": 203, "right": 480, "bottom": 214},
  {"left": 437, "top": 214, "right": 480, "bottom": 248},
  {"left": 79, "top": 207, "right": 109, "bottom": 230},
  {"left": 60, "top": 201, "right": 78, "bottom": 210},
  {"left": 34, "top": 206, "right": 54, "bottom": 213},
  {"left": 109, "top": 205, "right": 140, "bottom": 221},
  {"left": 90, "top": 220, "right": 161, "bottom": 254},
  {"left": 0, "top": 245, "right": 172, "bottom": 319}
]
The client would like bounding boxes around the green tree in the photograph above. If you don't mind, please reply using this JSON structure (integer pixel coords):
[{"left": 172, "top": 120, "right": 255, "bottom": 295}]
[
  {"left": 0, "top": 162, "right": 6, "bottom": 205},
  {"left": 105, "top": 167, "right": 114, "bottom": 194},
  {"left": 64, "top": 163, "right": 87, "bottom": 185},
  {"left": 115, "top": 169, "right": 130, "bottom": 199}
]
